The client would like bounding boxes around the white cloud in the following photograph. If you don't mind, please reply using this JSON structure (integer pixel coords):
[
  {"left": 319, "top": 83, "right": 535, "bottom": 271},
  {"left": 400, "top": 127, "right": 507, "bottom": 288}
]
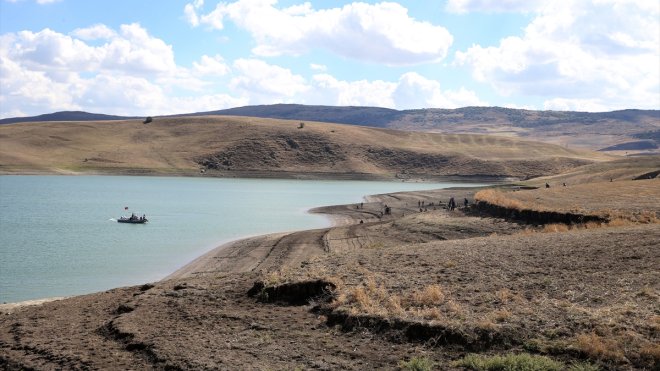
[
  {"left": 230, "top": 58, "right": 309, "bottom": 103},
  {"left": 446, "top": 0, "right": 547, "bottom": 13},
  {"left": 310, "top": 74, "right": 396, "bottom": 108},
  {"left": 0, "top": 24, "right": 247, "bottom": 118},
  {"left": 0, "top": 20, "right": 483, "bottom": 119},
  {"left": 185, "top": 0, "right": 453, "bottom": 65},
  {"left": 71, "top": 24, "right": 117, "bottom": 40},
  {"left": 0, "top": 54, "right": 80, "bottom": 114},
  {"left": 455, "top": 0, "right": 660, "bottom": 111},
  {"left": 310, "top": 63, "right": 327, "bottom": 72},
  {"left": 101, "top": 23, "right": 177, "bottom": 74},
  {"left": 304, "top": 71, "right": 484, "bottom": 109},
  {"left": 393, "top": 72, "right": 487, "bottom": 109},
  {"left": 192, "top": 54, "right": 230, "bottom": 76},
  {"left": 5, "top": 24, "right": 177, "bottom": 77},
  {"left": 184, "top": 3, "right": 201, "bottom": 27},
  {"left": 542, "top": 98, "right": 609, "bottom": 112}
]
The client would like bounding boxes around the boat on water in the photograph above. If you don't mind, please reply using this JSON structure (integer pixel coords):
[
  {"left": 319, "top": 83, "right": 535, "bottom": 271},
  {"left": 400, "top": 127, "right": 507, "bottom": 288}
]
[{"left": 118, "top": 213, "right": 148, "bottom": 224}]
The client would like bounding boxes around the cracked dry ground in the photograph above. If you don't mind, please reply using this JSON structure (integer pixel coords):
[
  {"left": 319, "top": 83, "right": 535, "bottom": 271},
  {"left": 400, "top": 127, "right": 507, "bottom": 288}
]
[{"left": 1, "top": 273, "right": 456, "bottom": 370}]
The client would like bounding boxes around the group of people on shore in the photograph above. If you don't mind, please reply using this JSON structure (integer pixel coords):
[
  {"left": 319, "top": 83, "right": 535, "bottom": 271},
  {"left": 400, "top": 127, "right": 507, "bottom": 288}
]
[
  {"left": 415, "top": 197, "right": 469, "bottom": 212},
  {"left": 354, "top": 195, "right": 471, "bottom": 225}
]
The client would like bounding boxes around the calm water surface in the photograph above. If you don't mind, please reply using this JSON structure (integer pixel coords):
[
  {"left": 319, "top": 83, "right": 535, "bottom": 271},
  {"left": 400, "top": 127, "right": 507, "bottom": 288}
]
[{"left": 0, "top": 175, "right": 482, "bottom": 303}]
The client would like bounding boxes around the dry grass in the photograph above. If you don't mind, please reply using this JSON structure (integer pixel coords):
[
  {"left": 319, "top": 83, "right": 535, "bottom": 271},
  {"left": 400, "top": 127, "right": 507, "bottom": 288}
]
[
  {"left": 0, "top": 115, "right": 606, "bottom": 178},
  {"left": 541, "top": 223, "right": 570, "bottom": 233},
  {"left": 474, "top": 189, "right": 535, "bottom": 210},
  {"left": 478, "top": 184, "right": 660, "bottom": 236},
  {"left": 640, "top": 343, "right": 660, "bottom": 364},
  {"left": 330, "top": 277, "right": 466, "bottom": 322},
  {"left": 482, "top": 180, "right": 660, "bottom": 221},
  {"left": 411, "top": 285, "right": 445, "bottom": 306},
  {"left": 277, "top": 222, "right": 660, "bottom": 369},
  {"left": 574, "top": 333, "right": 626, "bottom": 362}
]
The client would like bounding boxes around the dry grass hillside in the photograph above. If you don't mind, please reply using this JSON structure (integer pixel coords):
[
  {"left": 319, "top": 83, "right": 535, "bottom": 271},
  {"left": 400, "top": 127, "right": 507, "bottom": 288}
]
[
  {"left": 528, "top": 155, "right": 660, "bottom": 185},
  {"left": 0, "top": 116, "right": 611, "bottom": 179}
]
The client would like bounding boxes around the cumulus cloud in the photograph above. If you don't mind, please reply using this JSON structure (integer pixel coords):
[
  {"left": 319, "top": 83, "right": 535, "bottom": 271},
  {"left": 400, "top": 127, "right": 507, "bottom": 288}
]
[
  {"left": 192, "top": 54, "right": 230, "bottom": 76},
  {"left": 304, "top": 71, "right": 484, "bottom": 109},
  {"left": 185, "top": 0, "right": 453, "bottom": 65},
  {"left": 72, "top": 24, "right": 117, "bottom": 40},
  {"left": 0, "top": 20, "right": 481, "bottom": 118},
  {"left": 4, "top": 23, "right": 177, "bottom": 77},
  {"left": 445, "top": 0, "right": 547, "bottom": 13},
  {"left": 230, "top": 58, "right": 309, "bottom": 103},
  {"left": 393, "top": 72, "right": 487, "bottom": 109},
  {"left": 0, "top": 24, "right": 246, "bottom": 117},
  {"left": 455, "top": 0, "right": 660, "bottom": 111},
  {"left": 310, "top": 74, "right": 396, "bottom": 108}
]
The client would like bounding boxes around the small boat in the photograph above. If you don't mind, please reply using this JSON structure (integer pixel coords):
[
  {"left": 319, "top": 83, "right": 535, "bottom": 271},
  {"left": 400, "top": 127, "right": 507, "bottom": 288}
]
[{"left": 117, "top": 214, "right": 148, "bottom": 224}]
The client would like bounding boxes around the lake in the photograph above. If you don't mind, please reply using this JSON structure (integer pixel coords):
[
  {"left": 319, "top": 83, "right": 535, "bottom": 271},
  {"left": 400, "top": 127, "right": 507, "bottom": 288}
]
[{"left": 0, "top": 175, "right": 482, "bottom": 303}]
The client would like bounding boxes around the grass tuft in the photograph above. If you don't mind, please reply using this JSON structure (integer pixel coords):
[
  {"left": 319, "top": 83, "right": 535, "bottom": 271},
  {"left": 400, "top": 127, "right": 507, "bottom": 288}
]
[
  {"left": 411, "top": 284, "right": 445, "bottom": 306},
  {"left": 574, "top": 332, "right": 625, "bottom": 362},
  {"left": 454, "top": 353, "right": 564, "bottom": 370}
]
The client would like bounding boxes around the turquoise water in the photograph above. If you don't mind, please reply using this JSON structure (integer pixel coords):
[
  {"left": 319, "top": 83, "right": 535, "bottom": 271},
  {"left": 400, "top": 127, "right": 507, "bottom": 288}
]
[{"left": 0, "top": 175, "right": 481, "bottom": 303}]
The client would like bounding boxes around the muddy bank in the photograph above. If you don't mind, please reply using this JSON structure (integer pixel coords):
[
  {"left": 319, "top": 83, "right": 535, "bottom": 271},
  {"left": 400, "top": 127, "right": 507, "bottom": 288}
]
[{"left": 472, "top": 200, "right": 608, "bottom": 225}]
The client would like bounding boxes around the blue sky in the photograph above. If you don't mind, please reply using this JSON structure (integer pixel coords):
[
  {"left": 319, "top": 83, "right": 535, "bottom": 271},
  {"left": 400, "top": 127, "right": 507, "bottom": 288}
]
[{"left": 1, "top": 0, "right": 658, "bottom": 118}]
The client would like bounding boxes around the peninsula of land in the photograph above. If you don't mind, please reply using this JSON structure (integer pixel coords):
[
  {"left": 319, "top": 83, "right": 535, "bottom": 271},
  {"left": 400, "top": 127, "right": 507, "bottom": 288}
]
[{"left": 0, "top": 114, "right": 659, "bottom": 370}]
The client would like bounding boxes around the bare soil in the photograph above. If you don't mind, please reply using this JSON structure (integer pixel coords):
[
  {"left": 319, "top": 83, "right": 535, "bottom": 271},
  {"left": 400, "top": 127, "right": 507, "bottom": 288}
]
[{"left": 1, "top": 175, "right": 659, "bottom": 370}]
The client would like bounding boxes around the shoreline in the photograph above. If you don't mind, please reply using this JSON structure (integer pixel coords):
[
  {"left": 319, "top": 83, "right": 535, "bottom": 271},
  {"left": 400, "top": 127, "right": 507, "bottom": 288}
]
[
  {"left": 163, "top": 197, "right": 374, "bottom": 281},
  {"left": 0, "top": 168, "right": 516, "bottom": 184},
  {"left": 2, "top": 180, "right": 490, "bottom": 307}
]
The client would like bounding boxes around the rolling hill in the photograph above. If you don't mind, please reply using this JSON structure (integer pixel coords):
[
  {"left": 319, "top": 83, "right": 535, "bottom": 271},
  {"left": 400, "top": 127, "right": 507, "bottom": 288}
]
[
  {"left": 0, "top": 115, "right": 612, "bottom": 180},
  {"left": 3, "top": 105, "right": 658, "bottom": 152}
]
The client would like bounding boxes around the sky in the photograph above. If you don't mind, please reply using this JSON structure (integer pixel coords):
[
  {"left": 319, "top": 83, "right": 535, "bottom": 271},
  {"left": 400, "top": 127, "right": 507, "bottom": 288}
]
[{"left": 0, "top": 0, "right": 659, "bottom": 118}]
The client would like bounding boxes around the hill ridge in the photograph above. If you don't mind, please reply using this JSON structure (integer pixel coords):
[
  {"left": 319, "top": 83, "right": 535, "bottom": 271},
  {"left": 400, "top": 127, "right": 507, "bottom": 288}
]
[{"left": 2, "top": 104, "right": 658, "bottom": 151}]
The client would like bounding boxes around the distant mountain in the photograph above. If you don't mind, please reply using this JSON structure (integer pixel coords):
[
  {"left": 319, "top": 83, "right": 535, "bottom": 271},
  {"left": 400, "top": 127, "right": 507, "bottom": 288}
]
[
  {"left": 184, "top": 105, "right": 660, "bottom": 151},
  {"left": 179, "top": 104, "right": 405, "bottom": 128},
  {"left": 3, "top": 105, "right": 659, "bottom": 151},
  {"left": 183, "top": 104, "right": 659, "bottom": 129},
  {"left": 0, "top": 111, "right": 136, "bottom": 125}
]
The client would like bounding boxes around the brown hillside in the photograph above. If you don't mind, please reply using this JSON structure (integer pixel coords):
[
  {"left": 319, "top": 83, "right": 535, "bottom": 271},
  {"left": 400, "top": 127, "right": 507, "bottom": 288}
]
[
  {"left": 0, "top": 116, "right": 611, "bottom": 179},
  {"left": 528, "top": 155, "right": 660, "bottom": 185}
]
